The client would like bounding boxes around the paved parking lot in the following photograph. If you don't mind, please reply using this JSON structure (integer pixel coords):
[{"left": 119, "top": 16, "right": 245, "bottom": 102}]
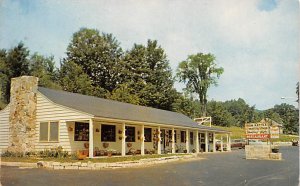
[{"left": 1, "top": 146, "right": 299, "bottom": 186}]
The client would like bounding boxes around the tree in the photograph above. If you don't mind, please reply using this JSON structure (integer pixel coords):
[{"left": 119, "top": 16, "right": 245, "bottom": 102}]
[
  {"left": 59, "top": 60, "right": 107, "bottom": 97},
  {"left": 121, "top": 40, "right": 178, "bottom": 110},
  {"left": 65, "top": 28, "right": 123, "bottom": 92},
  {"left": 270, "top": 103, "right": 298, "bottom": 134},
  {"left": 263, "top": 109, "right": 283, "bottom": 124},
  {"left": 108, "top": 83, "right": 141, "bottom": 105},
  {"left": 177, "top": 53, "right": 223, "bottom": 116},
  {"left": 207, "top": 100, "right": 236, "bottom": 127},
  {"left": 29, "top": 53, "right": 61, "bottom": 89},
  {"left": 0, "top": 49, "right": 8, "bottom": 108},
  {"left": 172, "top": 93, "right": 200, "bottom": 118},
  {"left": 223, "top": 98, "right": 260, "bottom": 127},
  {"left": 2, "top": 42, "right": 30, "bottom": 103}
]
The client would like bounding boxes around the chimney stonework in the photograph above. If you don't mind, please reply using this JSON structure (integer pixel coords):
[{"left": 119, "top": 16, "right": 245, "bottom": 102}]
[{"left": 8, "top": 76, "right": 38, "bottom": 154}]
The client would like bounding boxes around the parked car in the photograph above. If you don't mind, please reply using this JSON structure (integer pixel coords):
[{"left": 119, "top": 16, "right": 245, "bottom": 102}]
[
  {"left": 292, "top": 140, "right": 299, "bottom": 146},
  {"left": 231, "top": 139, "right": 246, "bottom": 149}
]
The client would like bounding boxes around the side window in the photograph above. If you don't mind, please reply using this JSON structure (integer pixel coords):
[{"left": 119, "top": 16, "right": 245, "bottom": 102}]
[
  {"left": 49, "top": 122, "right": 59, "bottom": 141},
  {"left": 39, "top": 121, "right": 59, "bottom": 142},
  {"left": 39, "top": 122, "right": 49, "bottom": 141}
]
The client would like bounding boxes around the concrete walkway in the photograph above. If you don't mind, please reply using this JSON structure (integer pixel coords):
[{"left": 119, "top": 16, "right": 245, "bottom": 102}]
[{"left": 0, "top": 153, "right": 214, "bottom": 170}]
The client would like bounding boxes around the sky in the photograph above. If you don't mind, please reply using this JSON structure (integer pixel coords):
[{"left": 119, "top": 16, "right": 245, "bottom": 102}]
[{"left": 0, "top": 0, "right": 299, "bottom": 110}]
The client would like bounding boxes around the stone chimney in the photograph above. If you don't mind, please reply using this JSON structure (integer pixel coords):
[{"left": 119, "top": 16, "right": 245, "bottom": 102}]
[{"left": 8, "top": 76, "right": 38, "bottom": 154}]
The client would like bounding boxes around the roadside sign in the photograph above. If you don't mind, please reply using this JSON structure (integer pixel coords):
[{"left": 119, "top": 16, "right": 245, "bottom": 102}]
[
  {"left": 245, "top": 122, "right": 269, "bottom": 139},
  {"left": 246, "top": 134, "right": 270, "bottom": 139},
  {"left": 245, "top": 119, "right": 280, "bottom": 139},
  {"left": 270, "top": 126, "right": 279, "bottom": 139}
]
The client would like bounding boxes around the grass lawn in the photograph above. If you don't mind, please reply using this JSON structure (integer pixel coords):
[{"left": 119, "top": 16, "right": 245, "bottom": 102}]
[
  {"left": 1, "top": 153, "right": 188, "bottom": 163},
  {"left": 213, "top": 125, "right": 299, "bottom": 142}
]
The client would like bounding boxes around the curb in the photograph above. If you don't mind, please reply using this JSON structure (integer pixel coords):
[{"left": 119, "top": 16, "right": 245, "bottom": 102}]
[
  {"left": 1, "top": 162, "right": 37, "bottom": 168},
  {"left": 1, "top": 155, "right": 202, "bottom": 170}
]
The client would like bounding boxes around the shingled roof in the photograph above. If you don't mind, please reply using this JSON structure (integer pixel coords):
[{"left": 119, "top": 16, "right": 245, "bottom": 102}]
[{"left": 38, "top": 87, "right": 228, "bottom": 133}]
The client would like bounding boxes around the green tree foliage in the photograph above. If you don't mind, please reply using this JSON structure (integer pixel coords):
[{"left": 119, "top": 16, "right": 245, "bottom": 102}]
[
  {"left": 0, "top": 43, "right": 60, "bottom": 107},
  {"left": 207, "top": 100, "right": 236, "bottom": 127},
  {"left": 29, "top": 53, "right": 60, "bottom": 89},
  {"left": 267, "top": 103, "right": 298, "bottom": 134},
  {"left": 172, "top": 93, "right": 200, "bottom": 118},
  {"left": 6, "top": 42, "right": 30, "bottom": 78},
  {"left": 65, "top": 28, "right": 123, "bottom": 92},
  {"left": 177, "top": 53, "right": 223, "bottom": 116},
  {"left": 0, "top": 49, "right": 9, "bottom": 108},
  {"left": 1, "top": 43, "right": 30, "bottom": 103},
  {"left": 108, "top": 83, "right": 141, "bottom": 105},
  {"left": 120, "top": 40, "right": 178, "bottom": 110},
  {"left": 223, "top": 98, "right": 260, "bottom": 127},
  {"left": 59, "top": 60, "right": 107, "bottom": 97}
]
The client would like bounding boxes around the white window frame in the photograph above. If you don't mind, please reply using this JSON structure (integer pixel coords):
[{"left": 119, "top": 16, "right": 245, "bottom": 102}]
[{"left": 39, "top": 121, "right": 60, "bottom": 142}]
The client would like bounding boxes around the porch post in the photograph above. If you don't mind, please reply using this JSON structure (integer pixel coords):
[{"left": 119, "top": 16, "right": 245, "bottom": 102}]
[
  {"left": 196, "top": 130, "right": 199, "bottom": 153},
  {"left": 186, "top": 129, "right": 189, "bottom": 153},
  {"left": 220, "top": 135, "right": 223, "bottom": 152},
  {"left": 213, "top": 132, "right": 216, "bottom": 152},
  {"left": 227, "top": 134, "right": 231, "bottom": 151},
  {"left": 89, "top": 119, "right": 94, "bottom": 158},
  {"left": 171, "top": 128, "right": 175, "bottom": 154},
  {"left": 141, "top": 124, "right": 145, "bottom": 155},
  {"left": 205, "top": 131, "right": 208, "bottom": 152},
  {"left": 121, "top": 123, "right": 126, "bottom": 156},
  {"left": 157, "top": 126, "right": 161, "bottom": 154}
]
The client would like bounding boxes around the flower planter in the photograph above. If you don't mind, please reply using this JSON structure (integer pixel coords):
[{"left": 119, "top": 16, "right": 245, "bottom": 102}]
[
  {"left": 103, "top": 143, "right": 109, "bottom": 148},
  {"left": 272, "top": 148, "right": 279, "bottom": 153}
]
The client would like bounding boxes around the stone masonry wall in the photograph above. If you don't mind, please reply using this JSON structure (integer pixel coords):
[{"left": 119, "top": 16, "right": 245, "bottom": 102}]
[{"left": 8, "top": 76, "right": 38, "bottom": 154}]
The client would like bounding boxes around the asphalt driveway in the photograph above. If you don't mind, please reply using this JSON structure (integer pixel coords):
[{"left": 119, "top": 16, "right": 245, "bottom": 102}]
[{"left": 1, "top": 146, "right": 299, "bottom": 186}]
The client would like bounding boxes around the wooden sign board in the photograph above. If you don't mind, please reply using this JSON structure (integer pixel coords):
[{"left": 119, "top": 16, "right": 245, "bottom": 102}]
[
  {"left": 270, "top": 126, "right": 279, "bottom": 139},
  {"left": 245, "top": 121, "right": 280, "bottom": 139},
  {"left": 245, "top": 122, "right": 269, "bottom": 139}
]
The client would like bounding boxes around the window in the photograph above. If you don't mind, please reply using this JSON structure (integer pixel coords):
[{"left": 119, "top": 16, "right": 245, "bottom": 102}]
[
  {"left": 74, "top": 122, "right": 89, "bottom": 141},
  {"left": 180, "top": 131, "right": 186, "bottom": 143},
  {"left": 169, "top": 130, "right": 177, "bottom": 143},
  {"left": 40, "top": 122, "right": 48, "bottom": 141},
  {"left": 126, "top": 126, "right": 135, "bottom": 142},
  {"left": 39, "top": 121, "right": 59, "bottom": 142},
  {"left": 50, "top": 122, "right": 59, "bottom": 141},
  {"left": 101, "top": 124, "right": 116, "bottom": 142},
  {"left": 144, "top": 128, "right": 152, "bottom": 142},
  {"left": 190, "top": 132, "right": 194, "bottom": 145}
]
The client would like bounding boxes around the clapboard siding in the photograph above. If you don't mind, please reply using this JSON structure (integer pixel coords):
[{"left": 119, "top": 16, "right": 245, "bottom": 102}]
[
  {"left": 0, "top": 104, "right": 10, "bottom": 152},
  {"left": 35, "top": 92, "right": 93, "bottom": 152},
  {"left": 36, "top": 92, "right": 93, "bottom": 121}
]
